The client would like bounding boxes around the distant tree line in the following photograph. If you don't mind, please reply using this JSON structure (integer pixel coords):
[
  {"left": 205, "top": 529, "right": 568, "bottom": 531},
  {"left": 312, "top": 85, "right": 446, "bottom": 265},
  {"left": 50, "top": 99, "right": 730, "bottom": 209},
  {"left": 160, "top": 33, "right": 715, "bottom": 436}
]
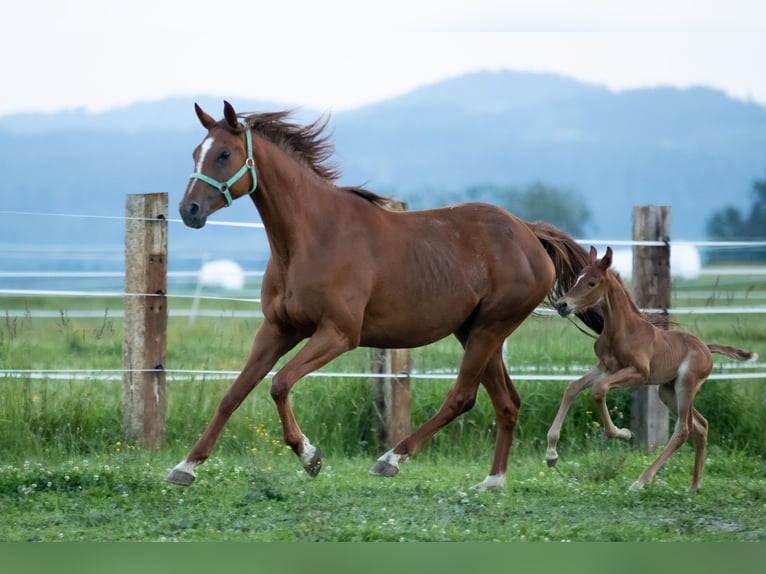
[
  {"left": 460, "top": 182, "right": 592, "bottom": 237},
  {"left": 706, "top": 171, "right": 766, "bottom": 262}
]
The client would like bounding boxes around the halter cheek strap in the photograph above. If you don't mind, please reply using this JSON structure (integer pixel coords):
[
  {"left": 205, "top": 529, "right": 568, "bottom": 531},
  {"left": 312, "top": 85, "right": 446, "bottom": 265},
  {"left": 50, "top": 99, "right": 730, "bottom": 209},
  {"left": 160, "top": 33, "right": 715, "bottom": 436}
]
[{"left": 188, "top": 121, "right": 258, "bottom": 207}]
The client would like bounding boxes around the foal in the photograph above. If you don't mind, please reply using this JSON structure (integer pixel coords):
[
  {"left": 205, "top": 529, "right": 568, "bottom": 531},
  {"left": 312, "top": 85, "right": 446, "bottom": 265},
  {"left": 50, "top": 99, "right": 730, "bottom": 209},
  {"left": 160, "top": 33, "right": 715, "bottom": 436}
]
[{"left": 546, "top": 246, "right": 756, "bottom": 490}]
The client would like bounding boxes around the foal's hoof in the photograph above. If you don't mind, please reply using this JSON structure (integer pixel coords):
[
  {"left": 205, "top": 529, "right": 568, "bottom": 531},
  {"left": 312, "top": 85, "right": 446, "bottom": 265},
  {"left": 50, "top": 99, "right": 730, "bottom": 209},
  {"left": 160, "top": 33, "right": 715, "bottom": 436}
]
[
  {"left": 619, "top": 428, "right": 634, "bottom": 441},
  {"left": 302, "top": 447, "right": 323, "bottom": 478},
  {"left": 369, "top": 460, "right": 399, "bottom": 477},
  {"left": 165, "top": 468, "right": 196, "bottom": 486},
  {"left": 546, "top": 457, "right": 558, "bottom": 468}
]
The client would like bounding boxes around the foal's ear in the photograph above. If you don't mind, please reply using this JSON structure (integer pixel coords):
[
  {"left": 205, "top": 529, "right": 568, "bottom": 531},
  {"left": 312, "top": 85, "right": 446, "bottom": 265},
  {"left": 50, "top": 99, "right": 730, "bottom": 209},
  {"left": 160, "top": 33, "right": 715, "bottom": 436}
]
[
  {"left": 588, "top": 245, "right": 598, "bottom": 262},
  {"left": 600, "top": 246, "right": 614, "bottom": 270},
  {"left": 223, "top": 100, "right": 239, "bottom": 130},
  {"left": 195, "top": 103, "right": 217, "bottom": 130}
]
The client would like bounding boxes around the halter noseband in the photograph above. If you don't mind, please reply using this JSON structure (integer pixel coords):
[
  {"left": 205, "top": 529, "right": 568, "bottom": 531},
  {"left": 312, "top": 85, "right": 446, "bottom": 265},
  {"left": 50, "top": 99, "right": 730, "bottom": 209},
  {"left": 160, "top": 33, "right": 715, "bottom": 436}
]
[{"left": 188, "top": 121, "right": 257, "bottom": 207}]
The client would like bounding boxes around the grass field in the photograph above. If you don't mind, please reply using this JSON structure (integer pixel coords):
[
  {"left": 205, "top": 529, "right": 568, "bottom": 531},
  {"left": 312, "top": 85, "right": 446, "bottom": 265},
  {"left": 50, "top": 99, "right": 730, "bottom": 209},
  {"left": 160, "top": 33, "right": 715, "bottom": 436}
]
[
  {"left": 1, "top": 447, "right": 764, "bottom": 542},
  {"left": 1, "top": 272, "right": 765, "bottom": 542}
]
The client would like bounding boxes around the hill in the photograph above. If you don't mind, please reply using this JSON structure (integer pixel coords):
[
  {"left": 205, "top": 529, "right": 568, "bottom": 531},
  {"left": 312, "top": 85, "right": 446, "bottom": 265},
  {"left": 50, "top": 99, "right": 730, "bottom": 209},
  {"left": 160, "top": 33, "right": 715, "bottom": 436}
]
[{"left": 1, "top": 70, "right": 765, "bottom": 270}]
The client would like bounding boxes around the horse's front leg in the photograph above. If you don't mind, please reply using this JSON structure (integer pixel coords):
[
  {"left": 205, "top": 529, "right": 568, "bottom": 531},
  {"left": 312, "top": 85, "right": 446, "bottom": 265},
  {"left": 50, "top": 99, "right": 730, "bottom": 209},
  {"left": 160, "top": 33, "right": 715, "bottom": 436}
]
[
  {"left": 591, "top": 366, "right": 647, "bottom": 441},
  {"left": 545, "top": 367, "right": 603, "bottom": 466},
  {"left": 269, "top": 320, "right": 358, "bottom": 477},
  {"left": 166, "top": 322, "right": 300, "bottom": 486}
]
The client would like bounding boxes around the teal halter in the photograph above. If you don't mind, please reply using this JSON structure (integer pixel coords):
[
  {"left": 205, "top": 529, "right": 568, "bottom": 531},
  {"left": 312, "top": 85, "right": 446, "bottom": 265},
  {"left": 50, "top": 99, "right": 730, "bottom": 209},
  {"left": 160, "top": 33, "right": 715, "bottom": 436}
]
[{"left": 188, "top": 121, "right": 257, "bottom": 207}]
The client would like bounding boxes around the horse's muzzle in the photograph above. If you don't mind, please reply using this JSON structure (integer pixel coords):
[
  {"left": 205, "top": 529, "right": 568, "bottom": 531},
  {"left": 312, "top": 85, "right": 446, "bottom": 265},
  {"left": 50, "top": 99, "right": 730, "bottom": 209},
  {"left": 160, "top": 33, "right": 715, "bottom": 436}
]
[
  {"left": 179, "top": 200, "right": 207, "bottom": 229},
  {"left": 555, "top": 300, "right": 573, "bottom": 318}
]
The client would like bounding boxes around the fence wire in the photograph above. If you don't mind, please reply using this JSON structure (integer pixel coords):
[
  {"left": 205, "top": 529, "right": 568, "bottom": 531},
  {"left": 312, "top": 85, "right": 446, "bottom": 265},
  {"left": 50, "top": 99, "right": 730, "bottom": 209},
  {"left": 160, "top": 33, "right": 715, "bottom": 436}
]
[{"left": 2, "top": 208, "right": 765, "bottom": 383}]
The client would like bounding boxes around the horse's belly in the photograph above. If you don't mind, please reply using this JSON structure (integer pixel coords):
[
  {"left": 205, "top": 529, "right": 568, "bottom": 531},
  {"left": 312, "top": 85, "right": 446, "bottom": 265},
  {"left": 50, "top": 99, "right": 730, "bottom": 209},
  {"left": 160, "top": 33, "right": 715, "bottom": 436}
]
[{"left": 359, "top": 296, "right": 476, "bottom": 349}]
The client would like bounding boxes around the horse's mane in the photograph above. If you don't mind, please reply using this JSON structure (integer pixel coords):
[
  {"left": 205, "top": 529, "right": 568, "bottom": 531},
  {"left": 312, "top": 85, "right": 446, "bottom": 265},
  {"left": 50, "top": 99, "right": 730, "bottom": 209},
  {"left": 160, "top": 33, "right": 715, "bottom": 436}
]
[
  {"left": 238, "top": 110, "right": 389, "bottom": 207},
  {"left": 607, "top": 268, "right": 677, "bottom": 329}
]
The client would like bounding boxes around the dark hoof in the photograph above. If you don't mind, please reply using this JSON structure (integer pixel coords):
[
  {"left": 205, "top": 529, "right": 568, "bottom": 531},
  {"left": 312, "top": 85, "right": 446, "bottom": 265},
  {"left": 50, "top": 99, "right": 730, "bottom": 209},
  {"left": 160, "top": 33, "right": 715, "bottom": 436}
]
[
  {"left": 302, "top": 448, "right": 323, "bottom": 478},
  {"left": 165, "top": 468, "right": 196, "bottom": 486},
  {"left": 546, "top": 458, "right": 558, "bottom": 468},
  {"left": 369, "top": 460, "right": 399, "bottom": 477}
]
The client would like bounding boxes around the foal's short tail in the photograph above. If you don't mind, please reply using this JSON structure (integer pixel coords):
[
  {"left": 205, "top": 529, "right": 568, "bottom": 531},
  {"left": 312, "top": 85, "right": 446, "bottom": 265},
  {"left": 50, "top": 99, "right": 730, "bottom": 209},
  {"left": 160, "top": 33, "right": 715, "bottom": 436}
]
[
  {"left": 708, "top": 344, "right": 758, "bottom": 362},
  {"left": 528, "top": 221, "right": 604, "bottom": 334}
]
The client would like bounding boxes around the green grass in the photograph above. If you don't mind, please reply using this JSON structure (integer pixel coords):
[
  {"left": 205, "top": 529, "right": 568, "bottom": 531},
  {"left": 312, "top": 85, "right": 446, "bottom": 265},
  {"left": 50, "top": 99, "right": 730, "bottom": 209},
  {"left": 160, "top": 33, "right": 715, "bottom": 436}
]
[
  {"left": 0, "top": 446, "right": 763, "bottom": 542},
  {"left": 1, "top": 290, "right": 765, "bottom": 460},
  {"left": 1, "top": 285, "right": 765, "bottom": 541}
]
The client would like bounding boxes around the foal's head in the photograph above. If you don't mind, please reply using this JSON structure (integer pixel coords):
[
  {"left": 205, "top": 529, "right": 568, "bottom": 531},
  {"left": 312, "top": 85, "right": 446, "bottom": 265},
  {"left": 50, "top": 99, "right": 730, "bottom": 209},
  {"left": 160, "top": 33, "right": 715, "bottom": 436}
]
[
  {"left": 555, "top": 246, "right": 613, "bottom": 318},
  {"left": 180, "top": 101, "right": 256, "bottom": 228}
]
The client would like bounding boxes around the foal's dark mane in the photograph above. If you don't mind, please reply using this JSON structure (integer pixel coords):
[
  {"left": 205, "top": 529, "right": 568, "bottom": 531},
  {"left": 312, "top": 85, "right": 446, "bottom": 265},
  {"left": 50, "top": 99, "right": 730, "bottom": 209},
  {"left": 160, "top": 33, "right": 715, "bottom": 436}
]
[
  {"left": 606, "top": 267, "right": 676, "bottom": 328},
  {"left": 236, "top": 110, "right": 389, "bottom": 207}
]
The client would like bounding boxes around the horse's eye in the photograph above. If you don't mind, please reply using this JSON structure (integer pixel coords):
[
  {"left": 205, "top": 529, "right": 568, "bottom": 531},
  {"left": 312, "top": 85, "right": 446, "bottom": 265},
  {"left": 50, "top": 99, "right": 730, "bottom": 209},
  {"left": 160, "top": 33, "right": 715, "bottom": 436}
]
[
  {"left": 219, "top": 150, "right": 231, "bottom": 161},
  {"left": 587, "top": 281, "right": 596, "bottom": 287}
]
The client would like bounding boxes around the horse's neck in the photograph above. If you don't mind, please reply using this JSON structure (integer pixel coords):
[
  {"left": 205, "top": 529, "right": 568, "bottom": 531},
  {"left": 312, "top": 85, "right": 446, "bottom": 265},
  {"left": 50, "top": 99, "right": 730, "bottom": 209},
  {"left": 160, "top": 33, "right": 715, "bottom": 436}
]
[
  {"left": 601, "top": 274, "right": 646, "bottom": 336},
  {"left": 251, "top": 140, "right": 334, "bottom": 262}
]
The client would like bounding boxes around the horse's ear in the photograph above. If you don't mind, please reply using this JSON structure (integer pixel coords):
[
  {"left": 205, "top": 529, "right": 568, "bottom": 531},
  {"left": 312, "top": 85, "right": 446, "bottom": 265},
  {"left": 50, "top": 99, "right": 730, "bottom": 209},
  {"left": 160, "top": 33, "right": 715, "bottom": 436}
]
[
  {"left": 600, "top": 246, "right": 613, "bottom": 270},
  {"left": 588, "top": 245, "right": 598, "bottom": 262},
  {"left": 195, "top": 103, "right": 217, "bottom": 130},
  {"left": 223, "top": 100, "right": 239, "bottom": 129}
]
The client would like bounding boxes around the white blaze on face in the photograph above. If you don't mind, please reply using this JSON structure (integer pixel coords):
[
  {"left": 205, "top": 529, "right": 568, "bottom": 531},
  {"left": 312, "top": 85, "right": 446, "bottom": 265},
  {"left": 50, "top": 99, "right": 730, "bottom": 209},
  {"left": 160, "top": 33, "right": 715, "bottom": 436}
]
[
  {"left": 195, "top": 137, "right": 215, "bottom": 173},
  {"left": 186, "top": 136, "right": 216, "bottom": 197}
]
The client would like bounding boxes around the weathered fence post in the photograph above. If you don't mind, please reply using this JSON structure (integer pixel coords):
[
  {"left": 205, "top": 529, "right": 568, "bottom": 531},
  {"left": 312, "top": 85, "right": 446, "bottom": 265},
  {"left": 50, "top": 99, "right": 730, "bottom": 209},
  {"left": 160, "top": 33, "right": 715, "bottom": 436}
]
[
  {"left": 122, "top": 192, "right": 168, "bottom": 449},
  {"left": 370, "top": 199, "right": 411, "bottom": 450},
  {"left": 630, "top": 205, "right": 670, "bottom": 452},
  {"left": 370, "top": 348, "right": 411, "bottom": 449}
]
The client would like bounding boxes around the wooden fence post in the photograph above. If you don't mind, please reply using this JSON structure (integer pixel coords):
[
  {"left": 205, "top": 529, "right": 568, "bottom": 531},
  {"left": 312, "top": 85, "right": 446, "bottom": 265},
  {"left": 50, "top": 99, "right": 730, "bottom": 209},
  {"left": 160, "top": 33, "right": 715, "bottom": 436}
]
[
  {"left": 370, "top": 199, "right": 411, "bottom": 450},
  {"left": 370, "top": 349, "right": 411, "bottom": 450},
  {"left": 122, "top": 192, "right": 168, "bottom": 449},
  {"left": 630, "top": 205, "right": 670, "bottom": 452}
]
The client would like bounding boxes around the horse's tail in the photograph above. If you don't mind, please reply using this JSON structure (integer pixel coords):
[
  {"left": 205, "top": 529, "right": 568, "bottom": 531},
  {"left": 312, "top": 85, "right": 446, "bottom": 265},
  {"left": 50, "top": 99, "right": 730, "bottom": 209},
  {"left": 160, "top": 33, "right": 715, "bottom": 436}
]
[
  {"left": 528, "top": 221, "right": 604, "bottom": 334},
  {"left": 708, "top": 344, "right": 758, "bottom": 362}
]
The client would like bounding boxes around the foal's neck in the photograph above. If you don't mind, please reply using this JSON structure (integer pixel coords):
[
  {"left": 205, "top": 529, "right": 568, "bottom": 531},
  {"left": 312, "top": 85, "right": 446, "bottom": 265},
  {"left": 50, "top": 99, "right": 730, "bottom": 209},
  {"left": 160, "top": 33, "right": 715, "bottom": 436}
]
[{"left": 601, "top": 273, "right": 647, "bottom": 334}]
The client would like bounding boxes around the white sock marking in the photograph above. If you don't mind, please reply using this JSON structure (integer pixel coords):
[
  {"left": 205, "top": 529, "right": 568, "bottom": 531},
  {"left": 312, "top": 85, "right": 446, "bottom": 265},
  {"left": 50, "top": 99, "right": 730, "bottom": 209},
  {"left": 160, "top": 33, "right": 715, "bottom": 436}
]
[
  {"left": 471, "top": 474, "right": 506, "bottom": 491},
  {"left": 377, "top": 449, "right": 407, "bottom": 468},
  {"left": 171, "top": 459, "right": 198, "bottom": 477},
  {"left": 299, "top": 435, "right": 317, "bottom": 464}
]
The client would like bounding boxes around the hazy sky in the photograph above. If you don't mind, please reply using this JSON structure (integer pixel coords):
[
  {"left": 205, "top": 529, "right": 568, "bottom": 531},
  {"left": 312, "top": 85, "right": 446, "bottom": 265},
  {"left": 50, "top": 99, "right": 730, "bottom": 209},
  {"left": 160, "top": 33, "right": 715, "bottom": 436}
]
[{"left": 2, "top": 0, "right": 765, "bottom": 116}]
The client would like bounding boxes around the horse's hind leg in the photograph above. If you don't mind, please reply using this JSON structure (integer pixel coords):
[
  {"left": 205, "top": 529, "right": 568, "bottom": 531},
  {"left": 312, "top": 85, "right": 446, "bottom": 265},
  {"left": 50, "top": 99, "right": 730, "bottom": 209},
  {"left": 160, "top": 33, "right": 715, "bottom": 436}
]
[
  {"left": 689, "top": 407, "right": 709, "bottom": 490},
  {"left": 370, "top": 329, "right": 500, "bottom": 479},
  {"left": 654, "top": 383, "right": 708, "bottom": 491},
  {"left": 166, "top": 322, "right": 299, "bottom": 486},
  {"left": 470, "top": 353, "right": 520, "bottom": 491},
  {"left": 630, "top": 377, "right": 699, "bottom": 490}
]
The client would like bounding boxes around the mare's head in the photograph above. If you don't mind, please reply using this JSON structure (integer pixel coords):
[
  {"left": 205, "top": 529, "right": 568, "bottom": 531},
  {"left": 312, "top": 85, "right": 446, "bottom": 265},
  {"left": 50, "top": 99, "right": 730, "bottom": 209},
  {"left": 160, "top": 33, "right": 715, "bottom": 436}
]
[
  {"left": 180, "top": 101, "right": 257, "bottom": 228},
  {"left": 555, "top": 246, "right": 613, "bottom": 318}
]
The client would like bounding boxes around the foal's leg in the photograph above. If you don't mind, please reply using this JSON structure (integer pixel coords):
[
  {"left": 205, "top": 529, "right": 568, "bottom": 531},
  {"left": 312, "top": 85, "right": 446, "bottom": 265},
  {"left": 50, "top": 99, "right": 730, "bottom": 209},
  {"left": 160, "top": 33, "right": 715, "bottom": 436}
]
[
  {"left": 591, "top": 366, "right": 646, "bottom": 441},
  {"left": 656, "top": 383, "right": 709, "bottom": 491},
  {"left": 630, "top": 373, "right": 701, "bottom": 491},
  {"left": 269, "top": 320, "right": 359, "bottom": 476},
  {"left": 688, "top": 407, "right": 709, "bottom": 490},
  {"left": 370, "top": 329, "right": 500, "bottom": 478},
  {"left": 166, "top": 321, "right": 300, "bottom": 486},
  {"left": 545, "top": 367, "right": 604, "bottom": 467},
  {"left": 471, "top": 353, "right": 521, "bottom": 491}
]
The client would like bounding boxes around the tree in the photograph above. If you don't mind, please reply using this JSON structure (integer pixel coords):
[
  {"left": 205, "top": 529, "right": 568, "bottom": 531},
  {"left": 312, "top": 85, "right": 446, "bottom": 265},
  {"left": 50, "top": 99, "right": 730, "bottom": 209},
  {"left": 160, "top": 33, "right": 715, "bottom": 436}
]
[
  {"left": 707, "top": 172, "right": 766, "bottom": 261},
  {"left": 465, "top": 182, "right": 593, "bottom": 237}
]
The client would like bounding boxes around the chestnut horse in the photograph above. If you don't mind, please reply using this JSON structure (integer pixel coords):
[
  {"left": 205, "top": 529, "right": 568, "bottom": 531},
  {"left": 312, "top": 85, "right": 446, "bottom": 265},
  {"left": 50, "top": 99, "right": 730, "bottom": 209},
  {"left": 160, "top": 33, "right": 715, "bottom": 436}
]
[
  {"left": 169, "top": 101, "right": 602, "bottom": 490},
  {"left": 547, "top": 246, "right": 757, "bottom": 490}
]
